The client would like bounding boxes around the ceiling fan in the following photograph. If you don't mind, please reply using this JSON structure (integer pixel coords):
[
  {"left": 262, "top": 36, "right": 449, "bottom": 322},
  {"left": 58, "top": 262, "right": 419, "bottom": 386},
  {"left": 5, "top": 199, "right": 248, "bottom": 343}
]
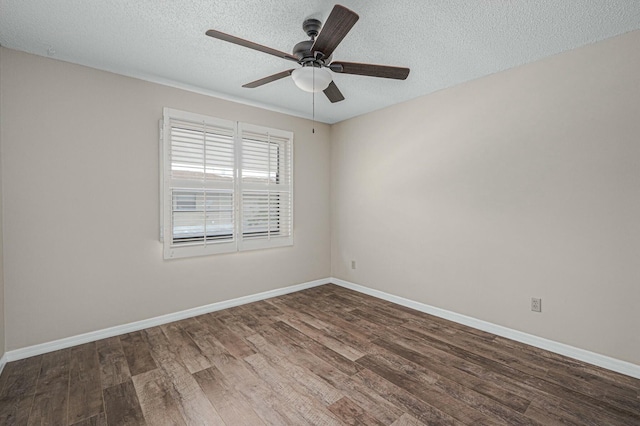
[{"left": 205, "top": 4, "right": 410, "bottom": 103}]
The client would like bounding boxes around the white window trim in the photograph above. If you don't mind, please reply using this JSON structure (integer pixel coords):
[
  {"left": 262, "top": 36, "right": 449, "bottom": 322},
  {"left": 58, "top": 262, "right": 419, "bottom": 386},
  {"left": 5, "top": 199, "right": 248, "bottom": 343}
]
[{"left": 160, "top": 108, "right": 294, "bottom": 260}]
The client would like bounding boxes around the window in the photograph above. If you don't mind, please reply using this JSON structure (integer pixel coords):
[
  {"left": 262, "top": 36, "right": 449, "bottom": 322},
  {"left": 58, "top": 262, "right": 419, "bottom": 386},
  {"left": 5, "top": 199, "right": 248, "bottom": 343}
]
[{"left": 161, "top": 108, "right": 293, "bottom": 259}]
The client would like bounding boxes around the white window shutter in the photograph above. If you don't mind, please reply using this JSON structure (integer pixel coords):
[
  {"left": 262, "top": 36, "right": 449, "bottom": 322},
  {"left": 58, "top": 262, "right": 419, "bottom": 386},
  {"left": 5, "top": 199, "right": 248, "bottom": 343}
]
[
  {"left": 162, "top": 108, "right": 237, "bottom": 259},
  {"left": 238, "top": 123, "right": 293, "bottom": 251}
]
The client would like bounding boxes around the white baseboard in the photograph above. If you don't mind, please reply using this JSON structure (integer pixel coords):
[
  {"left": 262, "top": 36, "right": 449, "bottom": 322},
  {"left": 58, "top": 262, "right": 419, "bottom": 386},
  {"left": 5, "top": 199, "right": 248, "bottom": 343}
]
[
  {"left": 4, "top": 276, "right": 638, "bottom": 380},
  {"left": 4, "top": 278, "right": 330, "bottom": 363},
  {"left": 0, "top": 353, "right": 7, "bottom": 376},
  {"left": 331, "top": 278, "right": 640, "bottom": 380}
]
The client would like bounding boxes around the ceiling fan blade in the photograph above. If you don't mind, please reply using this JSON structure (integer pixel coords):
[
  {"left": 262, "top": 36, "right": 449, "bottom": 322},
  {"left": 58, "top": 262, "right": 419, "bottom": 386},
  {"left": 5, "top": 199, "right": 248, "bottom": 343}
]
[
  {"left": 206, "top": 29, "right": 299, "bottom": 62},
  {"left": 242, "top": 69, "right": 295, "bottom": 88},
  {"left": 323, "top": 81, "right": 345, "bottom": 103},
  {"left": 330, "top": 61, "right": 410, "bottom": 80},
  {"left": 311, "top": 5, "right": 359, "bottom": 59}
]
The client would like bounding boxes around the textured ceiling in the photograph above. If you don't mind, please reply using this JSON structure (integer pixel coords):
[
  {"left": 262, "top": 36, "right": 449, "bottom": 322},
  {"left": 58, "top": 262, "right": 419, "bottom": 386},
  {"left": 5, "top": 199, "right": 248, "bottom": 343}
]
[{"left": 2, "top": 1, "right": 639, "bottom": 123}]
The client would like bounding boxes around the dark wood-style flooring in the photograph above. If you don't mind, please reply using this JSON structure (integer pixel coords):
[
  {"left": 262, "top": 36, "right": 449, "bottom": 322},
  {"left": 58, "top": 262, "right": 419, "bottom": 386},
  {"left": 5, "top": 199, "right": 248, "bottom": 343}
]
[{"left": 0, "top": 284, "right": 639, "bottom": 425}]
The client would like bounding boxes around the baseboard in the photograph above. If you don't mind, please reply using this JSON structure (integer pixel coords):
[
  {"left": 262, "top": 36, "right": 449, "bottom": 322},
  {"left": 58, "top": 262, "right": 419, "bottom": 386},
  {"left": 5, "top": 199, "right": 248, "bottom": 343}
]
[
  {"left": 5, "top": 276, "right": 638, "bottom": 380},
  {"left": 0, "top": 353, "right": 7, "bottom": 377},
  {"left": 331, "top": 278, "right": 640, "bottom": 380},
  {"left": 5, "top": 278, "right": 330, "bottom": 363}
]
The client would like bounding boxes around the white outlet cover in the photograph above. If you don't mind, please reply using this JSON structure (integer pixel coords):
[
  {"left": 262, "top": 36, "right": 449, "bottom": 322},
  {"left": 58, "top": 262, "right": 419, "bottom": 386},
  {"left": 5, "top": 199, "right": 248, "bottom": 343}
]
[{"left": 531, "top": 298, "right": 542, "bottom": 312}]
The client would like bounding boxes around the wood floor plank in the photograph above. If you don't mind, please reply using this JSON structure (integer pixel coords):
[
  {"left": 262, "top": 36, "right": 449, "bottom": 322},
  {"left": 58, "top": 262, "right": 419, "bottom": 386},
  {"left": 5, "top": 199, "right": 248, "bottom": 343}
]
[
  {"left": 244, "top": 352, "right": 344, "bottom": 425},
  {"left": 493, "top": 335, "right": 640, "bottom": 393},
  {"left": 131, "top": 369, "right": 187, "bottom": 426},
  {"left": 238, "top": 300, "right": 285, "bottom": 325},
  {"left": 401, "top": 318, "right": 550, "bottom": 377},
  {"left": 357, "top": 353, "right": 502, "bottom": 425},
  {"left": 390, "top": 413, "right": 428, "bottom": 426},
  {"left": 277, "top": 304, "right": 333, "bottom": 331},
  {"left": 331, "top": 286, "right": 501, "bottom": 347},
  {"left": 174, "top": 317, "right": 231, "bottom": 364},
  {"left": 270, "top": 296, "right": 381, "bottom": 341},
  {"left": 120, "top": 331, "right": 157, "bottom": 377},
  {"left": 280, "top": 315, "right": 365, "bottom": 361},
  {"left": 70, "top": 412, "right": 107, "bottom": 426},
  {"left": 307, "top": 288, "right": 363, "bottom": 310},
  {"left": 542, "top": 367, "right": 640, "bottom": 415},
  {"left": 68, "top": 342, "right": 104, "bottom": 424},
  {"left": 269, "top": 289, "right": 354, "bottom": 317},
  {"left": 27, "top": 349, "right": 70, "bottom": 426},
  {"left": 193, "top": 311, "right": 314, "bottom": 426},
  {"left": 333, "top": 374, "right": 406, "bottom": 425},
  {"left": 270, "top": 320, "right": 362, "bottom": 375},
  {"left": 384, "top": 331, "right": 600, "bottom": 425},
  {"left": 525, "top": 397, "right": 618, "bottom": 426},
  {"left": 143, "top": 326, "right": 225, "bottom": 425},
  {"left": 0, "top": 356, "right": 42, "bottom": 425},
  {"left": 396, "top": 324, "right": 640, "bottom": 424},
  {"left": 200, "top": 314, "right": 257, "bottom": 359},
  {"left": 194, "top": 366, "right": 265, "bottom": 425},
  {"left": 246, "top": 331, "right": 344, "bottom": 405},
  {"left": 354, "top": 368, "right": 467, "bottom": 426},
  {"left": 103, "top": 380, "right": 146, "bottom": 426},
  {"left": 273, "top": 296, "right": 380, "bottom": 353},
  {"left": 258, "top": 321, "right": 404, "bottom": 425},
  {"left": 373, "top": 337, "right": 532, "bottom": 413},
  {"left": 212, "top": 311, "right": 262, "bottom": 339},
  {"left": 177, "top": 311, "right": 285, "bottom": 426},
  {"left": 249, "top": 317, "right": 311, "bottom": 357},
  {"left": 348, "top": 306, "right": 409, "bottom": 328},
  {"left": 327, "top": 396, "right": 385, "bottom": 425},
  {"left": 204, "top": 344, "right": 309, "bottom": 425},
  {"left": 160, "top": 321, "right": 211, "bottom": 374},
  {"left": 212, "top": 305, "right": 251, "bottom": 325},
  {"left": 372, "top": 323, "right": 541, "bottom": 404},
  {"left": 97, "top": 336, "right": 132, "bottom": 389},
  {"left": 352, "top": 286, "right": 612, "bottom": 402},
  {"left": 404, "top": 321, "right": 572, "bottom": 376},
  {"left": 388, "top": 323, "right": 543, "bottom": 384}
]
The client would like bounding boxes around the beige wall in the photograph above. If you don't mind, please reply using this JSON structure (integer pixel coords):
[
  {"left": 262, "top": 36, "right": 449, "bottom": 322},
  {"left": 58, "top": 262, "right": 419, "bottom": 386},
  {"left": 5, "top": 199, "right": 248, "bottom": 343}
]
[
  {"left": 331, "top": 31, "right": 640, "bottom": 364},
  {"left": 0, "top": 48, "right": 331, "bottom": 350}
]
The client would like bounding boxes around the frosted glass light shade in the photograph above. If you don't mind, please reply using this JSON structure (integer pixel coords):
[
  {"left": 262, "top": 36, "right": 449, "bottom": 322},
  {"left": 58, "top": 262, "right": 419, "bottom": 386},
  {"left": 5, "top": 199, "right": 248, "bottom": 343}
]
[{"left": 291, "top": 67, "right": 332, "bottom": 93}]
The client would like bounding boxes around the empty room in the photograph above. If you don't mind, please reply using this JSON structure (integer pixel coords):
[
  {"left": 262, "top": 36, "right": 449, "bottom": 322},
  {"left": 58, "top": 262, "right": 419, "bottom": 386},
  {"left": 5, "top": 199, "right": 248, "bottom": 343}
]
[{"left": 0, "top": 1, "right": 639, "bottom": 425}]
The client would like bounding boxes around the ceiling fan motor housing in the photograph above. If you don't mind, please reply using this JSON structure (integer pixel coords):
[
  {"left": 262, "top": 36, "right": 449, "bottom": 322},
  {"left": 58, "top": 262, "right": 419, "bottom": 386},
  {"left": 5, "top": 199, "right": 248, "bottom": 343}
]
[
  {"left": 293, "top": 40, "right": 332, "bottom": 64},
  {"left": 293, "top": 40, "right": 314, "bottom": 60}
]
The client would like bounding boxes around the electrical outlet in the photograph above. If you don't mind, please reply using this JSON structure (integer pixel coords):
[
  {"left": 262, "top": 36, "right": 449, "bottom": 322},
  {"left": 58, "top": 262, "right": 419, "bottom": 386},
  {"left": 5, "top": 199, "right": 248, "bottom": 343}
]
[
  {"left": 531, "top": 298, "right": 542, "bottom": 313},
  {"left": 351, "top": 260, "right": 356, "bottom": 270}
]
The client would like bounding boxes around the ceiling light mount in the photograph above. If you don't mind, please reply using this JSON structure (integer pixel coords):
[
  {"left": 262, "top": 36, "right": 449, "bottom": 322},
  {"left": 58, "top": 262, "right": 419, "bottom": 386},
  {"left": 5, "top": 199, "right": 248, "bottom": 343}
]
[{"left": 302, "top": 18, "right": 322, "bottom": 39}]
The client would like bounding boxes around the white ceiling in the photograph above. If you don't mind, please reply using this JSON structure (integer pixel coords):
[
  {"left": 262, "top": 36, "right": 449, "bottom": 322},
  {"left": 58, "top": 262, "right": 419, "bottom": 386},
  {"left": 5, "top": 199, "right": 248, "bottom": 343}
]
[{"left": 2, "top": 1, "right": 639, "bottom": 124}]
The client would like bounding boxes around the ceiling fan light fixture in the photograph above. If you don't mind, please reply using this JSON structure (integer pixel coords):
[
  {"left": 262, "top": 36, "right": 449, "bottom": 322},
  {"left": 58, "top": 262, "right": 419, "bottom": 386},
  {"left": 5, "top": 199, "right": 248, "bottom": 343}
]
[{"left": 291, "top": 66, "right": 332, "bottom": 93}]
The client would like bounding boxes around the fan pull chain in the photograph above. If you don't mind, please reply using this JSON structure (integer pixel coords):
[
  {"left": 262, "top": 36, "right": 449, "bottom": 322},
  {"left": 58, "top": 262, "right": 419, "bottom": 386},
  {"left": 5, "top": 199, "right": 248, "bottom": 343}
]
[{"left": 312, "top": 66, "right": 315, "bottom": 134}]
